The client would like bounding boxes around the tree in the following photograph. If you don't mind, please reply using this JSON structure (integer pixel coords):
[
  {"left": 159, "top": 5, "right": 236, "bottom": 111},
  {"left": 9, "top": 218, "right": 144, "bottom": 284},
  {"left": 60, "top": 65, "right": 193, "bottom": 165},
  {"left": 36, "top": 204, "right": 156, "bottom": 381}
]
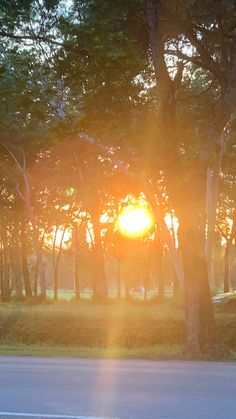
[
  {"left": 1, "top": 0, "right": 236, "bottom": 355},
  {"left": 144, "top": 0, "right": 236, "bottom": 354}
]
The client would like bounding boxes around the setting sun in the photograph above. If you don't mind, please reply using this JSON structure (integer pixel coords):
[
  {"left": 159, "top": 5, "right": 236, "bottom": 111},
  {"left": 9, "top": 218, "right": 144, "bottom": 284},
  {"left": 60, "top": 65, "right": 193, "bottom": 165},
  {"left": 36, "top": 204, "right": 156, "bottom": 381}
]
[{"left": 117, "top": 205, "right": 154, "bottom": 238}]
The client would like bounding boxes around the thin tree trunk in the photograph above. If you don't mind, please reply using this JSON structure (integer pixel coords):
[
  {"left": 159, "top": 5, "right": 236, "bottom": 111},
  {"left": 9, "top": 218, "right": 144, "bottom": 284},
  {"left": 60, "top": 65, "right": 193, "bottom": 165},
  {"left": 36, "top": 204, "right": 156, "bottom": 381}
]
[
  {"left": 125, "top": 281, "right": 130, "bottom": 300},
  {"left": 28, "top": 205, "right": 46, "bottom": 299},
  {"left": 205, "top": 139, "right": 223, "bottom": 288},
  {"left": 53, "top": 226, "right": 67, "bottom": 300},
  {"left": 224, "top": 241, "right": 231, "bottom": 293},
  {"left": 0, "top": 240, "right": 3, "bottom": 299},
  {"left": 157, "top": 258, "right": 164, "bottom": 300},
  {"left": 170, "top": 214, "right": 179, "bottom": 298},
  {"left": 9, "top": 249, "right": 22, "bottom": 297},
  {"left": 2, "top": 246, "right": 11, "bottom": 300},
  {"left": 144, "top": 274, "right": 148, "bottom": 301},
  {"left": 33, "top": 263, "right": 38, "bottom": 296},
  {"left": 73, "top": 225, "right": 80, "bottom": 300},
  {"left": 117, "top": 257, "right": 121, "bottom": 299},
  {"left": 3, "top": 149, "right": 47, "bottom": 300},
  {"left": 11, "top": 218, "right": 23, "bottom": 298},
  {"left": 223, "top": 209, "right": 236, "bottom": 293},
  {"left": 52, "top": 227, "right": 58, "bottom": 300},
  {"left": 20, "top": 219, "right": 32, "bottom": 297},
  {"left": 85, "top": 222, "right": 98, "bottom": 299},
  {"left": 90, "top": 209, "right": 108, "bottom": 298},
  {"left": 15, "top": 168, "right": 47, "bottom": 299},
  {"left": 154, "top": 231, "right": 164, "bottom": 300}
]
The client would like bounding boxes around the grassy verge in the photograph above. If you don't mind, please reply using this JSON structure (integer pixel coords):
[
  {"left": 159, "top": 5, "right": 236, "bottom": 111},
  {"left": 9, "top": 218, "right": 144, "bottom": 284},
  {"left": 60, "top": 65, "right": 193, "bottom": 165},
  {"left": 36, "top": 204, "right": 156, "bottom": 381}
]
[
  {"left": 0, "top": 343, "right": 182, "bottom": 359},
  {"left": 0, "top": 300, "right": 235, "bottom": 360},
  {"left": 0, "top": 343, "right": 235, "bottom": 361}
]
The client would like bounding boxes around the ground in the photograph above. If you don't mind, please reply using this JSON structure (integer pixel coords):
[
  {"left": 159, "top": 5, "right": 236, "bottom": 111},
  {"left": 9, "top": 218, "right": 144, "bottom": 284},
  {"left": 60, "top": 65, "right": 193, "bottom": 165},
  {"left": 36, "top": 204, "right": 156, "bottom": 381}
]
[{"left": 0, "top": 299, "right": 235, "bottom": 359}]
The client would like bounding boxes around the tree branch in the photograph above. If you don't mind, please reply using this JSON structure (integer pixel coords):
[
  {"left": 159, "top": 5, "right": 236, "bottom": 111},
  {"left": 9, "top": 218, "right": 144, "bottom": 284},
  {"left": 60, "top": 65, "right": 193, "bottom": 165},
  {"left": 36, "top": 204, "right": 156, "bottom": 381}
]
[
  {"left": 183, "top": 25, "right": 226, "bottom": 86},
  {"left": 0, "top": 31, "right": 96, "bottom": 63},
  {"left": 165, "top": 48, "right": 205, "bottom": 68},
  {"left": 79, "top": 133, "right": 184, "bottom": 286}
]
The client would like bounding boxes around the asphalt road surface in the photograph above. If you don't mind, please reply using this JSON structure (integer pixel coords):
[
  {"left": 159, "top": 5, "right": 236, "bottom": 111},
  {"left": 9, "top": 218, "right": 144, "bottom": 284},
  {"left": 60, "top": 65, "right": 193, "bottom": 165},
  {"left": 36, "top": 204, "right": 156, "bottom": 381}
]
[{"left": 0, "top": 356, "right": 236, "bottom": 419}]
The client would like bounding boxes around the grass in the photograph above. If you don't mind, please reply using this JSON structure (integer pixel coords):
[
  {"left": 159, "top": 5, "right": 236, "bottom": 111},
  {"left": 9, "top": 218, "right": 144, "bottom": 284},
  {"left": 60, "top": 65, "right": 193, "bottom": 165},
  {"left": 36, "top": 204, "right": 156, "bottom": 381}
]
[
  {"left": 45, "top": 288, "right": 167, "bottom": 301},
  {"left": 0, "top": 343, "right": 182, "bottom": 359},
  {"left": 0, "top": 297, "right": 184, "bottom": 319},
  {"left": 0, "top": 299, "right": 235, "bottom": 360}
]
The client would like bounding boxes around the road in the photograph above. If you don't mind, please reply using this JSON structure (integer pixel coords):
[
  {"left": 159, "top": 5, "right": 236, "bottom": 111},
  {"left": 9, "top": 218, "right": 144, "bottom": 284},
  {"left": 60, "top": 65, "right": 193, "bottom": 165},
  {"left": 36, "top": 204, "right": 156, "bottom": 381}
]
[{"left": 0, "top": 356, "right": 235, "bottom": 419}]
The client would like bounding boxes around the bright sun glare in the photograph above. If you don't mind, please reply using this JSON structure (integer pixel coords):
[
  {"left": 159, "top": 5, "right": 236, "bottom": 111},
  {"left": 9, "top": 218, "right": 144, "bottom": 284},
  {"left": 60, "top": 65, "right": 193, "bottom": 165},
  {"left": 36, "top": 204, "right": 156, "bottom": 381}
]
[{"left": 117, "top": 205, "right": 154, "bottom": 238}]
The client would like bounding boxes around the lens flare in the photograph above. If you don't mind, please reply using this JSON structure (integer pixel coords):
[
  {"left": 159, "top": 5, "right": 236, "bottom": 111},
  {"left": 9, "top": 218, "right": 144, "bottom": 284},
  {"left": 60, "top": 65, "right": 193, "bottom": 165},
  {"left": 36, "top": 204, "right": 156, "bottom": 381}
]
[
  {"left": 66, "top": 187, "right": 75, "bottom": 196},
  {"left": 117, "top": 205, "right": 154, "bottom": 238}
]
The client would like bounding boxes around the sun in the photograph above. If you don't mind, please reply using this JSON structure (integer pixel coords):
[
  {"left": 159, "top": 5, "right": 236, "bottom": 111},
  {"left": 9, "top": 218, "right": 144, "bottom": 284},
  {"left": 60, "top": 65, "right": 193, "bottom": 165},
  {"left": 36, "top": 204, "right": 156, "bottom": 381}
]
[{"left": 117, "top": 205, "right": 154, "bottom": 238}]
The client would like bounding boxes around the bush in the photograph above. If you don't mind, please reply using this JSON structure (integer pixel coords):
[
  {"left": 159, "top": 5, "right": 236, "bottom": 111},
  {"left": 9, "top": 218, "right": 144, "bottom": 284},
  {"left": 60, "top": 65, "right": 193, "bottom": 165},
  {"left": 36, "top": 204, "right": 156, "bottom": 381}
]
[{"left": 0, "top": 304, "right": 235, "bottom": 350}]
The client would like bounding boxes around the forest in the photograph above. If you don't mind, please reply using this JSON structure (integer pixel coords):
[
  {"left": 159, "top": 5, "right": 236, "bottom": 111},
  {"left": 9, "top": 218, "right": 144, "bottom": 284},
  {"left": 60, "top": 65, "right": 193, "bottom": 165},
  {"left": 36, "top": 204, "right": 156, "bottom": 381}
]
[{"left": 1, "top": 0, "right": 236, "bottom": 357}]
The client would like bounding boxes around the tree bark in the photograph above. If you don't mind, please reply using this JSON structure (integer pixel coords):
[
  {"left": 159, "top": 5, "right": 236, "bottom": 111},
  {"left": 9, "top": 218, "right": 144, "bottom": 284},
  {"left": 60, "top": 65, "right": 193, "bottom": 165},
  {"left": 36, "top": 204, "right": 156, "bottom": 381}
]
[
  {"left": 181, "top": 219, "right": 216, "bottom": 353},
  {"left": 90, "top": 209, "right": 108, "bottom": 298},
  {"left": 170, "top": 215, "right": 179, "bottom": 298},
  {"left": 223, "top": 210, "right": 236, "bottom": 293},
  {"left": 27, "top": 203, "right": 46, "bottom": 299},
  {"left": 53, "top": 226, "right": 66, "bottom": 300},
  {"left": 224, "top": 241, "right": 231, "bottom": 293},
  {"left": 52, "top": 227, "right": 58, "bottom": 300},
  {"left": 2, "top": 246, "right": 11, "bottom": 300},
  {"left": 117, "top": 257, "right": 121, "bottom": 299},
  {"left": 145, "top": 0, "right": 216, "bottom": 354},
  {"left": 0, "top": 240, "right": 3, "bottom": 299},
  {"left": 205, "top": 136, "right": 223, "bottom": 288},
  {"left": 11, "top": 217, "right": 23, "bottom": 298},
  {"left": 73, "top": 225, "right": 80, "bottom": 300},
  {"left": 154, "top": 233, "right": 164, "bottom": 300},
  {"left": 20, "top": 219, "right": 32, "bottom": 297}
]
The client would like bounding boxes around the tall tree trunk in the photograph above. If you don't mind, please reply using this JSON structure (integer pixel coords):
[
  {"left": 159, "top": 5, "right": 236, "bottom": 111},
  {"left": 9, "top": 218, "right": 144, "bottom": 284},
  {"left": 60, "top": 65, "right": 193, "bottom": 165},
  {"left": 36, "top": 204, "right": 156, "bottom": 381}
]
[
  {"left": 9, "top": 250, "right": 22, "bottom": 297},
  {"left": 179, "top": 171, "right": 216, "bottom": 354},
  {"left": 117, "top": 257, "right": 121, "bottom": 299},
  {"left": 20, "top": 219, "right": 32, "bottom": 298},
  {"left": 4, "top": 149, "right": 46, "bottom": 299},
  {"left": 223, "top": 209, "right": 236, "bottom": 293},
  {"left": 27, "top": 205, "right": 46, "bottom": 299},
  {"left": 181, "top": 222, "right": 216, "bottom": 353},
  {"left": 170, "top": 215, "right": 179, "bottom": 298},
  {"left": 23, "top": 192, "right": 46, "bottom": 299},
  {"left": 11, "top": 217, "right": 23, "bottom": 298},
  {"left": 205, "top": 139, "right": 223, "bottom": 288},
  {"left": 144, "top": 274, "right": 148, "bottom": 301},
  {"left": 53, "top": 226, "right": 67, "bottom": 300},
  {"left": 125, "top": 281, "right": 130, "bottom": 300},
  {"left": 145, "top": 0, "right": 216, "bottom": 354},
  {"left": 224, "top": 240, "right": 231, "bottom": 293},
  {"left": 0, "top": 240, "right": 3, "bottom": 299},
  {"left": 16, "top": 169, "right": 47, "bottom": 299},
  {"left": 90, "top": 209, "right": 108, "bottom": 298},
  {"left": 33, "top": 263, "right": 38, "bottom": 296},
  {"left": 156, "top": 239, "right": 164, "bottom": 300},
  {"left": 73, "top": 225, "right": 80, "bottom": 300},
  {"left": 52, "top": 227, "right": 58, "bottom": 300},
  {"left": 151, "top": 228, "right": 164, "bottom": 299},
  {"left": 2, "top": 246, "right": 11, "bottom": 300},
  {"left": 85, "top": 221, "right": 98, "bottom": 298}
]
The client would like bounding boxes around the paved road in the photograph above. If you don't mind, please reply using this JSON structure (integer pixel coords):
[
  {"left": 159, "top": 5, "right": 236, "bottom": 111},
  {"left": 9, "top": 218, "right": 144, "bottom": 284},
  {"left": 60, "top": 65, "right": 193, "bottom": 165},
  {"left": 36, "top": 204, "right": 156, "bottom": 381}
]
[{"left": 0, "top": 356, "right": 235, "bottom": 419}]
